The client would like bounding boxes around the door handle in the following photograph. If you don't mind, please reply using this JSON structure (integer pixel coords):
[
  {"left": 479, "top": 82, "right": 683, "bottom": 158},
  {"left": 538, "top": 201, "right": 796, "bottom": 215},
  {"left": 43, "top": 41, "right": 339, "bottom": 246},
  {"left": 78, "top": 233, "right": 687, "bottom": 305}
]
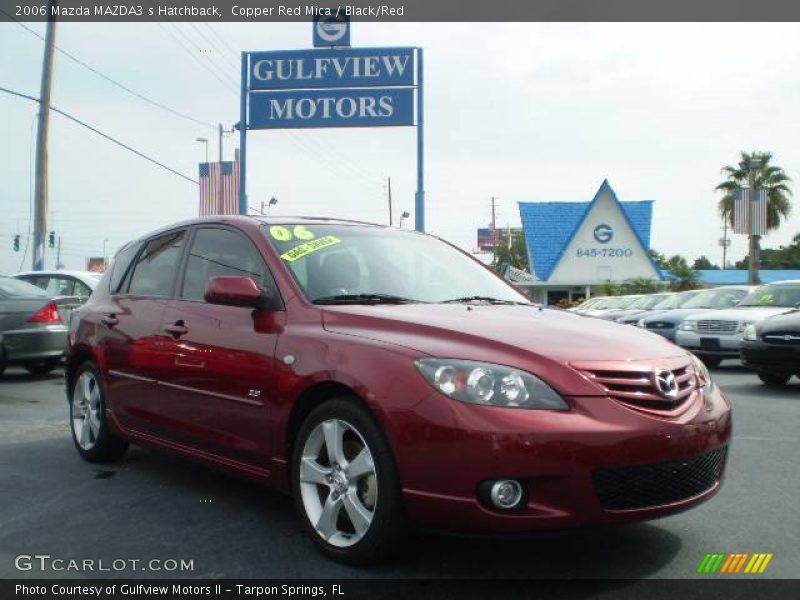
[
  {"left": 164, "top": 321, "right": 189, "bottom": 337},
  {"left": 100, "top": 314, "right": 119, "bottom": 327}
]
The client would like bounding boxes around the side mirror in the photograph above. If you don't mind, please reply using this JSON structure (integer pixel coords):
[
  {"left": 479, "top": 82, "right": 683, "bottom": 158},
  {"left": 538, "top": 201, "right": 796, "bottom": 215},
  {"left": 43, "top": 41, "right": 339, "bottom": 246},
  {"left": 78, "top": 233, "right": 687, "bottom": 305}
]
[{"left": 204, "top": 276, "right": 274, "bottom": 309}]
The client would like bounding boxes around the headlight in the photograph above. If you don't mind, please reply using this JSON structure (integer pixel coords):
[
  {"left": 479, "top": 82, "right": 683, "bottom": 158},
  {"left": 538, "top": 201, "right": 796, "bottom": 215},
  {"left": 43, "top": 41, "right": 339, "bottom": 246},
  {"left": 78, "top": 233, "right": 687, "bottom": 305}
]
[
  {"left": 742, "top": 324, "right": 758, "bottom": 341},
  {"left": 415, "top": 359, "right": 568, "bottom": 410},
  {"left": 737, "top": 321, "right": 754, "bottom": 334},
  {"left": 636, "top": 319, "right": 646, "bottom": 328},
  {"left": 690, "top": 353, "right": 716, "bottom": 393},
  {"left": 679, "top": 320, "right": 698, "bottom": 331}
]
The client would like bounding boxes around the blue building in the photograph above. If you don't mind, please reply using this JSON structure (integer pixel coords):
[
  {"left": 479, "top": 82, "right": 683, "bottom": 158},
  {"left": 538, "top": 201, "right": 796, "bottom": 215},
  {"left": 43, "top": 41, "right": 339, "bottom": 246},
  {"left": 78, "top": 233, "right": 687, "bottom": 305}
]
[{"left": 518, "top": 180, "right": 662, "bottom": 305}]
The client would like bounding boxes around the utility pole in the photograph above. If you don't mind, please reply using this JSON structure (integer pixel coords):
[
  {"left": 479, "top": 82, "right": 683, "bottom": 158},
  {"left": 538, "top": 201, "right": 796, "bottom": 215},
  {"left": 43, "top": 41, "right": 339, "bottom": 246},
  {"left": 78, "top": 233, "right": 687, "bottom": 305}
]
[
  {"left": 387, "top": 177, "right": 393, "bottom": 226},
  {"left": 747, "top": 157, "right": 763, "bottom": 285},
  {"left": 490, "top": 196, "right": 499, "bottom": 248},
  {"left": 32, "top": 0, "right": 58, "bottom": 271},
  {"left": 56, "top": 236, "right": 61, "bottom": 269}
]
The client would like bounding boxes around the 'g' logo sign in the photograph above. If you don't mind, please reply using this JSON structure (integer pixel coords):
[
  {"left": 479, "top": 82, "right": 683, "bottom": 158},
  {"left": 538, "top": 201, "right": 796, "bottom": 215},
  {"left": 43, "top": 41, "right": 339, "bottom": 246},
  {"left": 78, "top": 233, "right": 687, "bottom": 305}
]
[{"left": 593, "top": 224, "right": 613, "bottom": 244}]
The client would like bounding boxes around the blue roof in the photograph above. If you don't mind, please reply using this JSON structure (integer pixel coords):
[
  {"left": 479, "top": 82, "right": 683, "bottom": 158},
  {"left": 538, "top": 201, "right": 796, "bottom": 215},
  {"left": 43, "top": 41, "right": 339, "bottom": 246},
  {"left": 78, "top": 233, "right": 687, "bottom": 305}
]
[
  {"left": 698, "top": 270, "right": 800, "bottom": 285},
  {"left": 518, "top": 180, "right": 655, "bottom": 281}
]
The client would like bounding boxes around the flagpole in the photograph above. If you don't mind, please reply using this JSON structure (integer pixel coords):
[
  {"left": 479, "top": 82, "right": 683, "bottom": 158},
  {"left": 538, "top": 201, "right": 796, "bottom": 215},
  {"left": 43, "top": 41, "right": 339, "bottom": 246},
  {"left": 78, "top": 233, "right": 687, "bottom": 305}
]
[{"left": 747, "top": 157, "right": 762, "bottom": 285}]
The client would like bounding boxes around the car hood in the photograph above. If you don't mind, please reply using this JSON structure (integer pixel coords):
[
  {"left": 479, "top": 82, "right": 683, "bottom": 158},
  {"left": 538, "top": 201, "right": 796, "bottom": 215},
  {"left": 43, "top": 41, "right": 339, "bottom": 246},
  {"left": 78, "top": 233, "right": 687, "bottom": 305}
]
[
  {"left": 685, "top": 306, "right": 793, "bottom": 322},
  {"left": 321, "top": 304, "right": 686, "bottom": 363},
  {"left": 642, "top": 307, "right": 715, "bottom": 323},
  {"left": 758, "top": 310, "right": 800, "bottom": 333}
]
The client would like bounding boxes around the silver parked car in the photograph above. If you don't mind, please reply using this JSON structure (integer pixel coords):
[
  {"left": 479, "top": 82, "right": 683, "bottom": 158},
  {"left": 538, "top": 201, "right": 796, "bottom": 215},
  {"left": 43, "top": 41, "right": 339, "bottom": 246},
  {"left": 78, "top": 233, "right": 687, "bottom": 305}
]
[
  {"left": 0, "top": 276, "right": 81, "bottom": 376},
  {"left": 13, "top": 270, "right": 101, "bottom": 302}
]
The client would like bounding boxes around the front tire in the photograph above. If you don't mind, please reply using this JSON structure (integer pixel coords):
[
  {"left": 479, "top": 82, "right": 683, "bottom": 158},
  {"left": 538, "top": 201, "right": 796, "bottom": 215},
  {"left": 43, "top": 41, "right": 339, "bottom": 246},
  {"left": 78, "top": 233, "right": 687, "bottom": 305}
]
[
  {"left": 291, "top": 397, "right": 405, "bottom": 565},
  {"left": 69, "top": 361, "right": 128, "bottom": 463},
  {"left": 757, "top": 372, "right": 791, "bottom": 387}
]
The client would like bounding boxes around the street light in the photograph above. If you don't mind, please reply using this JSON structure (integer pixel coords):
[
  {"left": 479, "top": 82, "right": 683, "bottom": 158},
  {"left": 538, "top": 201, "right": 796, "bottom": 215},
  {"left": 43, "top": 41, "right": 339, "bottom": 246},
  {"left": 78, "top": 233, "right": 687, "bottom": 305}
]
[
  {"left": 399, "top": 211, "right": 410, "bottom": 228},
  {"left": 261, "top": 197, "right": 278, "bottom": 215},
  {"left": 195, "top": 137, "right": 209, "bottom": 163}
]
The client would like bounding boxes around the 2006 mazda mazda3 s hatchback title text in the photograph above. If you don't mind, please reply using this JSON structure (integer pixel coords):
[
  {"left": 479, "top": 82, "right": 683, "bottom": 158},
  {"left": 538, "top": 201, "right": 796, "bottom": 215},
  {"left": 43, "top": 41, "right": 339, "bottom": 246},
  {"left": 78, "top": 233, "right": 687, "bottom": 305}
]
[{"left": 66, "top": 217, "right": 731, "bottom": 564}]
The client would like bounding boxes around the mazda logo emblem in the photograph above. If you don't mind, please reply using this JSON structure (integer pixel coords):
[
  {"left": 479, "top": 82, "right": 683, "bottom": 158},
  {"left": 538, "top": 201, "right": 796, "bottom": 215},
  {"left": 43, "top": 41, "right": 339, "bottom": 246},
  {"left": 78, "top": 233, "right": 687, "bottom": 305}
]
[{"left": 654, "top": 369, "right": 678, "bottom": 400}]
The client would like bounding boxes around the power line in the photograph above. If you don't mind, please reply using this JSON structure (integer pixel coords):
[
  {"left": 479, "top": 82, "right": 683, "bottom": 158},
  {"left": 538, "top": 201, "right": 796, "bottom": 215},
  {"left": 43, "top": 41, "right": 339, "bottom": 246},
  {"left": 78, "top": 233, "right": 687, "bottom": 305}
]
[
  {"left": 1, "top": 8, "right": 217, "bottom": 131},
  {"left": 0, "top": 85, "right": 198, "bottom": 185},
  {"left": 171, "top": 23, "right": 240, "bottom": 89},
  {"left": 156, "top": 22, "right": 239, "bottom": 94}
]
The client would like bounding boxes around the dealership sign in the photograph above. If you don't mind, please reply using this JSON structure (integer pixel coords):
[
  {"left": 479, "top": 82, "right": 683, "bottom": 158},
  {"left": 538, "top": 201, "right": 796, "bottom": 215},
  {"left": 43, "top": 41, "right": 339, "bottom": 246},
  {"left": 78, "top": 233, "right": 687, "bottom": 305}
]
[
  {"left": 239, "top": 28, "right": 425, "bottom": 229},
  {"left": 246, "top": 47, "right": 415, "bottom": 129}
]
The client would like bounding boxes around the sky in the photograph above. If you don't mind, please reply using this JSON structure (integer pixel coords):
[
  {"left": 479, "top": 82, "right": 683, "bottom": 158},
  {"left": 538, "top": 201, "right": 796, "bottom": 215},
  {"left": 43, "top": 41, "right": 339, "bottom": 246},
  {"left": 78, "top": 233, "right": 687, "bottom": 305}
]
[{"left": 2, "top": 21, "right": 800, "bottom": 274}]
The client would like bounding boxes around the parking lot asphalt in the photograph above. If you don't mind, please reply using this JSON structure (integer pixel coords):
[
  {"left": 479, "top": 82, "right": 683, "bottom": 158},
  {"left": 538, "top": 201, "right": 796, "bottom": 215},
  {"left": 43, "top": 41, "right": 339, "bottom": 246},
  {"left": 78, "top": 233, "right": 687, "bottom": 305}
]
[{"left": 0, "top": 363, "right": 797, "bottom": 580}]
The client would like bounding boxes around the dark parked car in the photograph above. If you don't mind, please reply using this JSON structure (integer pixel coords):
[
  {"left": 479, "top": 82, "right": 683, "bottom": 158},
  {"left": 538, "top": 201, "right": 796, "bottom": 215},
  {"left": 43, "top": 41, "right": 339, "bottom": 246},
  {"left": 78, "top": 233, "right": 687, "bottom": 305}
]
[
  {"left": 0, "top": 276, "right": 80, "bottom": 376},
  {"left": 66, "top": 217, "right": 731, "bottom": 564},
  {"left": 741, "top": 310, "right": 800, "bottom": 386}
]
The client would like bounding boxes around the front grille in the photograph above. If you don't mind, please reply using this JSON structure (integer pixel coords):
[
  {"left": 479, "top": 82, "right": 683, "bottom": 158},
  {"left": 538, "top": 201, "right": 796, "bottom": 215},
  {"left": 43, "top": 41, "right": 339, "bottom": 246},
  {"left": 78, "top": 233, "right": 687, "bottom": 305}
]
[
  {"left": 646, "top": 321, "right": 674, "bottom": 330},
  {"left": 761, "top": 332, "right": 800, "bottom": 345},
  {"left": 592, "top": 447, "right": 727, "bottom": 510},
  {"left": 580, "top": 362, "right": 697, "bottom": 411},
  {"left": 697, "top": 320, "right": 738, "bottom": 335}
]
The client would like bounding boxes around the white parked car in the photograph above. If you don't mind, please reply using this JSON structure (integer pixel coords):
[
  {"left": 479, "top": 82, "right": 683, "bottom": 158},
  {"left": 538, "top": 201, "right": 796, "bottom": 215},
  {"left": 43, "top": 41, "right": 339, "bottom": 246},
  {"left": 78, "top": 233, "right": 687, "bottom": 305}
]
[
  {"left": 13, "top": 270, "right": 102, "bottom": 302},
  {"left": 675, "top": 280, "right": 800, "bottom": 367}
]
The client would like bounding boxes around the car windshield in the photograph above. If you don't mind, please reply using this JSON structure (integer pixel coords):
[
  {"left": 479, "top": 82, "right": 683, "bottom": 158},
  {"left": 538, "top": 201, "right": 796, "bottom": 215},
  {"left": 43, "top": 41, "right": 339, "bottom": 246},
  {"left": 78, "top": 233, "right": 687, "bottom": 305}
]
[
  {"left": 610, "top": 296, "right": 640, "bottom": 309},
  {"left": 739, "top": 284, "right": 800, "bottom": 308},
  {"left": 640, "top": 294, "right": 671, "bottom": 309},
  {"left": 0, "top": 276, "right": 49, "bottom": 298},
  {"left": 682, "top": 288, "right": 748, "bottom": 309},
  {"left": 263, "top": 224, "right": 531, "bottom": 304}
]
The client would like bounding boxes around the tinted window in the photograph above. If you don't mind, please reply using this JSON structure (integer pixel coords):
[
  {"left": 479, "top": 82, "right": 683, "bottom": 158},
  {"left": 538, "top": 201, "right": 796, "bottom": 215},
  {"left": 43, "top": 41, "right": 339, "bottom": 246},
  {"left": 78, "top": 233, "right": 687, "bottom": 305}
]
[
  {"left": 109, "top": 241, "right": 143, "bottom": 293},
  {"left": 181, "top": 228, "right": 268, "bottom": 301},
  {"left": 128, "top": 231, "right": 186, "bottom": 297},
  {"left": 739, "top": 284, "right": 800, "bottom": 307}
]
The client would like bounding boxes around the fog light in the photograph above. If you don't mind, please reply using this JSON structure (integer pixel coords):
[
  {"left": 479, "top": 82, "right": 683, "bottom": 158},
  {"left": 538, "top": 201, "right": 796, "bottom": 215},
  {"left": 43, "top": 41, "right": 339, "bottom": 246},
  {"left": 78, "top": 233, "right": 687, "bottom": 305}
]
[{"left": 489, "top": 479, "right": 523, "bottom": 509}]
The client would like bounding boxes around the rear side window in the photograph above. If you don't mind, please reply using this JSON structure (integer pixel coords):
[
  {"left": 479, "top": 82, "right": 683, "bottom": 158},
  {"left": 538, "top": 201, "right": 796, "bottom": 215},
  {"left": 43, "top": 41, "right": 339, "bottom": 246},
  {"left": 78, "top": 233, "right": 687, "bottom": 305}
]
[
  {"left": 180, "top": 228, "right": 268, "bottom": 301},
  {"left": 128, "top": 231, "right": 187, "bottom": 297},
  {"left": 0, "top": 277, "right": 48, "bottom": 298},
  {"left": 109, "top": 241, "right": 142, "bottom": 293},
  {"left": 74, "top": 281, "right": 92, "bottom": 298}
]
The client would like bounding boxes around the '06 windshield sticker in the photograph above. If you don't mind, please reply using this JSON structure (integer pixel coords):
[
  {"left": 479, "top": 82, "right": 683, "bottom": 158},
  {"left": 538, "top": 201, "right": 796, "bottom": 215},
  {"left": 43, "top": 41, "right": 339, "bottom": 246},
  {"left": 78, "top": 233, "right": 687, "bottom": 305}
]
[
  {"left": 280, "top": 235, "right": 342, "bottom": 262},
  {"left": 269, "top": 225, "right": 293, "bottom": 241},
  {"left": 293, "top": 225, "right": 316, "bottom": 240}
]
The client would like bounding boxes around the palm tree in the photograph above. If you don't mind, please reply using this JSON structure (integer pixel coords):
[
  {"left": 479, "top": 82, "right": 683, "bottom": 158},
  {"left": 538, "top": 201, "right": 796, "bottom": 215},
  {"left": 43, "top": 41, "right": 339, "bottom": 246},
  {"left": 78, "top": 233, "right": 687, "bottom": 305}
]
[{"left": 716, "top": 151, "right": 792, "bottom": 233}]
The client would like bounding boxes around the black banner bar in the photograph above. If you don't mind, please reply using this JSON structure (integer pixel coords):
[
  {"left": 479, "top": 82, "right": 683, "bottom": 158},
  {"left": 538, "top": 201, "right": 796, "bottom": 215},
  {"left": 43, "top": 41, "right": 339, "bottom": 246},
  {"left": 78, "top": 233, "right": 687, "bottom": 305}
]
[
  {"left": 3, "top": 0, "right": 800, "bottom": 22},
  {"left": 4, "top": 580, "right": 800, "bottom": 600}
]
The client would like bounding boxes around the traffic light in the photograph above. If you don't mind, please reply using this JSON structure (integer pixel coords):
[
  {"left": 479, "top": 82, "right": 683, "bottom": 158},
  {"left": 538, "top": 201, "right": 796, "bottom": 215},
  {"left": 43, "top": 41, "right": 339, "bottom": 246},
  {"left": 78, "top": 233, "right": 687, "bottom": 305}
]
[
  {"left": 48, "top": 231, "right": 55, "bottom": 248},
  {"left": 13, "top": 234, "right": 20, "bottom": 252}
]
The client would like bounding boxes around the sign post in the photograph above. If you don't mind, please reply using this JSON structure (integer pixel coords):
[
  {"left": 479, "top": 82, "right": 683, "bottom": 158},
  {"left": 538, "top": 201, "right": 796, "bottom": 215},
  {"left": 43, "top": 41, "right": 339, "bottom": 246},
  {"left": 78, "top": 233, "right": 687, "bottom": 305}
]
[{"left": 238, "top": 24, "right": 424, "bottom": 230}]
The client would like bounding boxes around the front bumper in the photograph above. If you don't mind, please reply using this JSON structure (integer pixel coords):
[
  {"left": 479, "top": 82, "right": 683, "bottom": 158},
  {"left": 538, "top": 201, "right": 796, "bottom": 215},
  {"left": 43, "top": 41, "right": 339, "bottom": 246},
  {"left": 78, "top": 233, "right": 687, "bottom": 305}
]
[
  {"left": 741, "top": 340, "right": 800, "bottom": 375},
  {"left": 0, "top": 326, "right": 67, "bottom": 364},
  {"left": 675, "top": 330, "right": 742, "bottom": 357},
  {"left": 394, "top": 387, "right": 731, "bottom": 533}
]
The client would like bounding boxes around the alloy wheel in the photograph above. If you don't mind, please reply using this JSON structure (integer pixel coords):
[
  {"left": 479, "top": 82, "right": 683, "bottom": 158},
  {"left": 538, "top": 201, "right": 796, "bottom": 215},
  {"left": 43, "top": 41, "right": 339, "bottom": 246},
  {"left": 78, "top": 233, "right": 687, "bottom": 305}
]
[
  {"left": 71, "top": 371, "right": 102, "bottom": 451},
  {"left": 298, "top": 418, "right": 378, "bottom": 547}
]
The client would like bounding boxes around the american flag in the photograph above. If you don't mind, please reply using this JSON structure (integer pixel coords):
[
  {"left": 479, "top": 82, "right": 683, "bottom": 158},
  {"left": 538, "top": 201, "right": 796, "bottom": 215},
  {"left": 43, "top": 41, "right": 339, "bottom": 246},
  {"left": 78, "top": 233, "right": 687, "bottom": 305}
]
[
  {"left": 733, "top": 187, "right": 768, "bottom": 236},
  {"left": 199, "top": 161, "right": 240, "bottom": 216}
]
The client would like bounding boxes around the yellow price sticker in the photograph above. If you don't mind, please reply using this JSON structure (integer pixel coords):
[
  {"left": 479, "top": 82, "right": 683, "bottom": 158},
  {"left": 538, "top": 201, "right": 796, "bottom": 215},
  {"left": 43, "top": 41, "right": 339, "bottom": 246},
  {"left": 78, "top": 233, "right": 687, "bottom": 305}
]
[
  {"left": 280, "top": 236, "right": 342, "bottom": 262},
  {"left": 293, "top": 225, "right": 316, "bottom": 240},
  {"left": 269, "top": 226, "right": 293, "bottom": 241}
]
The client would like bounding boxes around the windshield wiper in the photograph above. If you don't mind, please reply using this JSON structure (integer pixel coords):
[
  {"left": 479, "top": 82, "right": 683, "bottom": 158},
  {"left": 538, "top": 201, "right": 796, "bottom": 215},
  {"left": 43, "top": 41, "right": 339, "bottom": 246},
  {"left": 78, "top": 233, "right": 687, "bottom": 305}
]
[
  {"left": 313, "top": 293, "right": 420, "bottom": 305},
  {"left": 441, "top": 295, "right": 530, "bottom": 306}
]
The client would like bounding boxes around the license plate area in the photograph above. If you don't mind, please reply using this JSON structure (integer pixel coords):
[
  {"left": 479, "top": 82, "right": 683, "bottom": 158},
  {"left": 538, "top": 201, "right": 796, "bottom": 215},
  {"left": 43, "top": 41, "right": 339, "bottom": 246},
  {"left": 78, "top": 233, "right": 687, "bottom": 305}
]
[{"left": 700, "top": 337, "right": 721, "bottom": 351}]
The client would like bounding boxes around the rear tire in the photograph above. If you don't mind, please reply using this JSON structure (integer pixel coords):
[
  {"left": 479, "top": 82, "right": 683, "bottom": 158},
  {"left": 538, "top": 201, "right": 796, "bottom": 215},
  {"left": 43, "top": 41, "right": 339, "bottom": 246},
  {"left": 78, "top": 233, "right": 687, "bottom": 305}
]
[
  {"left": 24, "top": 358, "right": 61, "bottom": 376},
  {"left": 68, "top": 361, "right": 128, "bottom": 463},
  {"left": 291, "top": 397, "right": 405, "bottom": 565},
  {"left": 757, "top": 372, "right": 791, "bottom": 387},
  {"left": 700, "top": 356, "right": 722, "bottom": 368}
]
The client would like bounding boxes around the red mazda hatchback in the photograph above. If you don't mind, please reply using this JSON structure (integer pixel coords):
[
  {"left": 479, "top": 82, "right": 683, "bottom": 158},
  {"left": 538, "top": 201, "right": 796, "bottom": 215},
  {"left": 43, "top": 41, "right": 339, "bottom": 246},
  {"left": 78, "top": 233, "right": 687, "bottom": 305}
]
[{"left": 66, "top": 216, "right": 731, "bottom": 563}]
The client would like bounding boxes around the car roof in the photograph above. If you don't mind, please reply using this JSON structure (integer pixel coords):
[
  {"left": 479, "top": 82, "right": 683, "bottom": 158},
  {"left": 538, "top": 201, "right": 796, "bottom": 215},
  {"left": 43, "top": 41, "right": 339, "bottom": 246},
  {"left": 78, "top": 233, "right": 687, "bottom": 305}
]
[{"left": 14, "top": 270, "right": 102, "bottom": 286}]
